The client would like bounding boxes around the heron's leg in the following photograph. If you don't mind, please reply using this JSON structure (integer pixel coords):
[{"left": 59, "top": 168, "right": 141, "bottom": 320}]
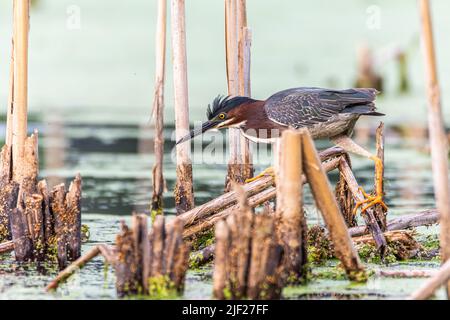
[
  {"left": 245, "top": 166, "right": 275, "bottom": 183},
  {"left": 245, "top": 140, "right": 279, "bottom": 184},
  {"left": 331, "top": 135, "right": 388, "bottom": 214}
]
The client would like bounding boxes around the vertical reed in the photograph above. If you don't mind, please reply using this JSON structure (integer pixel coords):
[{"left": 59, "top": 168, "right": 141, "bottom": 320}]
[
  {"left": 224, "top": 0, "right": 253, "bottom": 189},
  {"left": 11, "top": 0, "right": 30, "bottom": 183},
  {"left": 418, "top": 0, "right": 450, "bottom": 297},
  {"left": 276, "top": 129, "right": 307, "bottom": 283},
  {"left": 373, "top": 122, "right": 387, "bottom": 230},
  {"left": 6, "top": 40, "right": 15, "bottom": 148},
  {"left": 171, "top": 0, "right": 194, "bottom": 214},
  {"left": 151, "top": 0, "right": 167, "bottom": 218}
]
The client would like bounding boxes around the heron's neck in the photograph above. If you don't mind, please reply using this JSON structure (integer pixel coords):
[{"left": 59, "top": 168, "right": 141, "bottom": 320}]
[{"left": 240, "top": 100, "right": 282, "bottom": 131}]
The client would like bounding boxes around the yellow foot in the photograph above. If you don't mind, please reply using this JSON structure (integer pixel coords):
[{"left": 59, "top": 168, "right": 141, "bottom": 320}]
[
  {"left": 352, "top": 186, "right": 388, "bottom": 215},
  {"left": 245, "top": 166, "right": 275, "bottom": 183}
]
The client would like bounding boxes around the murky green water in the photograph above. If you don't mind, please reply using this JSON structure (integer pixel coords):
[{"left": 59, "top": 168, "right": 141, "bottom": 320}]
[{"left": 0, "top": 0, "right": 449, "bottom": 299}]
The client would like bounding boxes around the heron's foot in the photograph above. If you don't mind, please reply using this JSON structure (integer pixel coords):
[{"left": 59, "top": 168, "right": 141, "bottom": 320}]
[
  {"left": 352, "top": 186, "right": 388, "bottom": 215},
  {"left": 245, "top": 166, "right": 275, "bottom": 183}
]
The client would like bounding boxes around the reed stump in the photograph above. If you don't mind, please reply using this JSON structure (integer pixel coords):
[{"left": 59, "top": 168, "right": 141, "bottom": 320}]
[
  {"left": 0, "top": 133, "right": 82, "bottom": 268},
  {"left": 114, "top": 214, "right": 190, "bottom": 297},
  {"left": 213, "top": 202, "right": 285, "bottom": 300}
]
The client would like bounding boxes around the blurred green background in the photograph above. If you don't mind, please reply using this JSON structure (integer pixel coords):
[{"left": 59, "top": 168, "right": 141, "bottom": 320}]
[{"left": 0, "top": 0, "right": 449, "bottom": 125}]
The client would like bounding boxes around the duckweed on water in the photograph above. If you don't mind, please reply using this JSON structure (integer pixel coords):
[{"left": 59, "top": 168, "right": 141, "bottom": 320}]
[
  {"left": 147, "top": 275, "right": 179, "bottom": 299},
  {"left": 81, "top": 224, "right": 90, "bottom": 242}
]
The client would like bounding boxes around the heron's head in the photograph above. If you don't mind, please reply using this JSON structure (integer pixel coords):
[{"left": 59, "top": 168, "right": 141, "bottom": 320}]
[{"left": 176, "top": 95, "right": 255, "bottom": 144}]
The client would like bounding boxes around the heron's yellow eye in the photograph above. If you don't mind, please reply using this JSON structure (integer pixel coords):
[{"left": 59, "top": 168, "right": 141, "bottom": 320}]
[{"left": 218, "top": 113, "right": 226, "bottom": 120}]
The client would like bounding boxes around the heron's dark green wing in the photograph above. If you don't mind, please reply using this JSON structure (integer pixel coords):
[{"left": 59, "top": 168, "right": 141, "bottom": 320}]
[{"left": 263, "top": 87, "right": 378, "bottom": 128}]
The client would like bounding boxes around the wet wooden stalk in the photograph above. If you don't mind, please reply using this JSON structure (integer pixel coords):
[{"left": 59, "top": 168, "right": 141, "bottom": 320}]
[
  {"left": 151, "top": 0, "right": 167, "bottom": 218},
  {"left": 224, "top": 0, "right": 253, "bottom": 189},
  {"left": 419, "top": 0, "right": 450, "bottom": 297},
  {"left": 276, "top": 130, "right": 307, "bottom": 283},
  {"left": 301, "top": 130, "right": 366, "bottom": 281},
  {"left": 171, "top": 0, "right": 194, "bottom": 214},
  {"left": 349, "top": 209, "right": 439, "bottom": 237}
]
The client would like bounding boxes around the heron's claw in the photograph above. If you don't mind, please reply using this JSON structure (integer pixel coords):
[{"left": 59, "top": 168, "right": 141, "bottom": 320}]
[
  {"left": 352, "top": 186, "right": 388, "bottom": 215},
  {"left": 245, "top": 166, "right": 275, "bottom": 183}
]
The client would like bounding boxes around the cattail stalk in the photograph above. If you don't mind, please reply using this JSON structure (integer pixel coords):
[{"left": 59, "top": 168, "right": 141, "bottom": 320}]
[
  {"left": 276, "top": 129, "right": 307, "bottom": 283},
  {"left": 171, "top": 0, "right": 194, "bottom": 214},
  {"left": 151, "top": 0, "right": 167, "bottom": 217},
  {"left": 224, "top": 0, "right": 253, "bottom": 189},
  {"left": 418, "top": 0, "right": 450, "bottom": 297},
  {"left": 12, "top": 0, "right": 30, "bottom": 183}
]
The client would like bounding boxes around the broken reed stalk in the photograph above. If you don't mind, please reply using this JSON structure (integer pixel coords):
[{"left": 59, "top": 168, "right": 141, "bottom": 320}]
[
  {"left": 334, "top": 153, "right": 357, "bottom": 227},
  {"left": 409, "top": 259, "right": 450, "bottom": 300},
  {"left": 419, "top": 0, "right": 450, "bottom": 297},
  {"left": 348, "top": 208, "right": 439, "bottom": 237},
  {"left": 0, "top": 240, "right": 14, "bottom": 254},
  {"left": 12, "top": 0, "right": 30, "bottom": 183},
  {"left": 45, "top": 246, "right": 101, "bottom": 292},
  {"left": 301, "top": 129, "right": 366, "bottom": 281},
  {"left": 45, "top": 244, "right": 115, "bottom": 291},
  {"left": 224, "top": 0, "right": 253, "bottom": 189},
  {"left": 373, "top": 122, "right": 387, "bottom": 229},
  {"left": 189, "top": 243, "right": 215, "bottom": 267},
  {"left": 276, "top": 130, "right": 307, "bottom": 283},
  {"left": 338, "top": 157, "right": 388, "bottom": 253},
  {"left": 115, "top": 214, "right": 190, "bottom": 297},
  {"left": 181, "top": 155, "right": 342, "bottom": 240},
  {"left": 171, "top": 0, "right": 194, "bottom": 214},
  {"left": 170, "top": 146, "right": 345, "bottom": 233},
  {"left": 213, "top": 195, "right": 284, "bottom": 300},
  {"left": 377, "top": 270, "right": 436, "bottom": 278},
  {"left": 150, "top": 0, "right": 167, "bottom": 218}
]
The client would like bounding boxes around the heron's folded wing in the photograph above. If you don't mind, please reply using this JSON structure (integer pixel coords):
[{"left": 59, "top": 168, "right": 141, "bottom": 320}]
[{"left": 264, "top": 88, "right": 379, "bottom": 129}]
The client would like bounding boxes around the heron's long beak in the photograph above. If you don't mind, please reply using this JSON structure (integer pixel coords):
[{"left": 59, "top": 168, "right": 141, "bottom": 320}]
[{"left": 176, "top": 120, "right": 219, "bottom": 145}]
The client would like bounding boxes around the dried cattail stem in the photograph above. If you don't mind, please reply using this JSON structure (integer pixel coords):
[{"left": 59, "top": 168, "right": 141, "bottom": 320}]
[
  {"left": 171, "top": 147, "right": 344, "bottom": 235},
  {"left": 373, "top": 122, "right": 387, "bottom": 230},
  {"left": 276, "top": 130, "right": 307, "bottom": 284},
  {"left": 301, "top": 129, "right": 366, "bottom": 281},
  {"left": 12, "top": 0, "right": 30, "bottom": 183},
  {"left": 348, "top": 209, "right": 439, "bottom": 237},
  {"left": 338, "top": 157, "right": 387, "bottom": 253},
  {"left": 409, "top": 259, "right": 450, "bottom": 300},
  {"left": 45, "top": 246, "right": 101, "bottom": 292},
  {"left": 418, "top": 0, "right": 450, "bottom": 297},
  {"left": 225, "top": 0, "right": 253, "bottom": 189},
  {"left": 171, "top": 0, "right": 194, "bottom": 214},
  {"left": 151, "top": 0, "right": 167, "bottom": 218},
  {"left": 335, "top": 153, "right": 357, "bottom": 227}
]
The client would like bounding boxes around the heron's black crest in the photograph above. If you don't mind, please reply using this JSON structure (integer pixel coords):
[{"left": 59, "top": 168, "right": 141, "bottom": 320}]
[{"left": 207, "top": 95, "right": 256, "bottom": 120}]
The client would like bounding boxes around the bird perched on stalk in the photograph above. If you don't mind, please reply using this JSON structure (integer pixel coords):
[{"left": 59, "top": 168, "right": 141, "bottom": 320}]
[{"left": 177, "top": 87, "right": 387, "bottom": 214}]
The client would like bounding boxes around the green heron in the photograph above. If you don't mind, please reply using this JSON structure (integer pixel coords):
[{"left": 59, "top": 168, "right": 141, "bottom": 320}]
[{"left": 177, "top": 87, "right": 387, "bottom": 213}]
